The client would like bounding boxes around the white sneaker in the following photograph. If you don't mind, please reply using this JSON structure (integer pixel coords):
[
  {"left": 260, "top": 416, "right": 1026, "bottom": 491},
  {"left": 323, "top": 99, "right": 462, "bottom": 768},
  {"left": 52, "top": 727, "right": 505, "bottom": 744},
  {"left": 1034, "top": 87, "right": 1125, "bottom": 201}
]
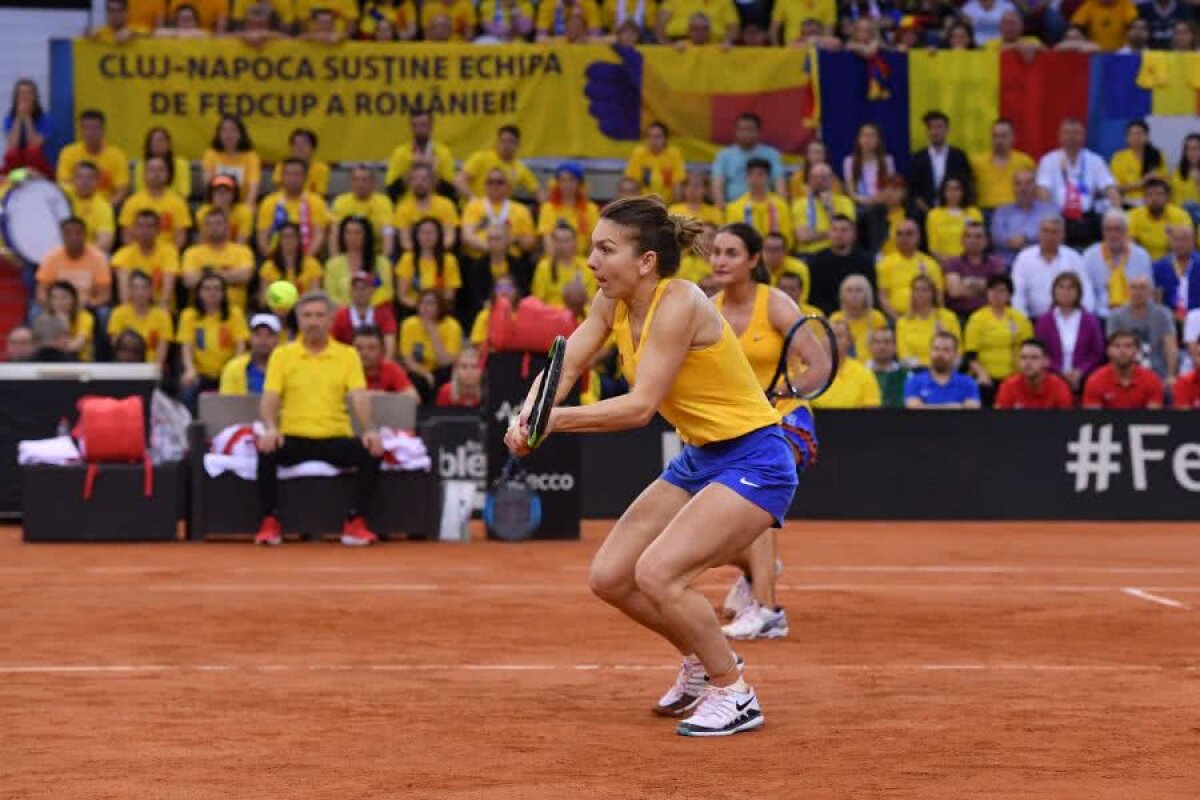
[
  {"left": 653, "top": 655, "right": 708, "bottom": 717},
  {"left": 723, "top": 604, "right": 790, "bottom": 640},
  {"left": 722, "top": 576, "right": 754, "bottom": 619},
  {"left": 677, "top": 683, "right": 764, "bottom": 737},
  {"left": 722, "top": 559, "right": 784, "bottom": 619}
]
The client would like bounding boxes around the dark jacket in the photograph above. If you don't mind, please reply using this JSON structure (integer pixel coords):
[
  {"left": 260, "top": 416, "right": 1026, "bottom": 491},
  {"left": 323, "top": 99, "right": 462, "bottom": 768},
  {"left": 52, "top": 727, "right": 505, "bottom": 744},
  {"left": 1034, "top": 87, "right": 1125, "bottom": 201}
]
[{"left": 907, "top": 146, "right": 973, "bottom": 209}]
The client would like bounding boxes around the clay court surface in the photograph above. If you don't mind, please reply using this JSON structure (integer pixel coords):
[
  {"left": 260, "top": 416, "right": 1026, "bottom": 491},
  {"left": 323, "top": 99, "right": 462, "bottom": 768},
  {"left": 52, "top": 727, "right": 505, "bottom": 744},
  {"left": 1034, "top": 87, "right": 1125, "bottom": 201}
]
[{"left": 2, "top": 521, "right": 1199, "bottom": 799}]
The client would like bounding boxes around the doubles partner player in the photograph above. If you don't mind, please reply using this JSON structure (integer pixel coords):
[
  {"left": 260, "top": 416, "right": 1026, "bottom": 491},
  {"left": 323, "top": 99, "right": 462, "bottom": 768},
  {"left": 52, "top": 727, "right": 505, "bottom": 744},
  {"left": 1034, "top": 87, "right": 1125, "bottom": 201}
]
[
  {"left": 505, "top": 197, "right": 829, "bottom": 737},
  {"left": 711, "top": 223, "right": 819, "bottom": 641}
]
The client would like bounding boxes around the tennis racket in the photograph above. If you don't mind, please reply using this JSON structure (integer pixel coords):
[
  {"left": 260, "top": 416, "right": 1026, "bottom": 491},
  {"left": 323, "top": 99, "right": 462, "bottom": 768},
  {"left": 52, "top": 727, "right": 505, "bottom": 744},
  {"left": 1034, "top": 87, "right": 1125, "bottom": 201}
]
[
  {"left": 484, "top": 335, "right": 567, "bottom": 541},
  {"left": 766, "top": 315, "right": 840, "bottom": 402}
]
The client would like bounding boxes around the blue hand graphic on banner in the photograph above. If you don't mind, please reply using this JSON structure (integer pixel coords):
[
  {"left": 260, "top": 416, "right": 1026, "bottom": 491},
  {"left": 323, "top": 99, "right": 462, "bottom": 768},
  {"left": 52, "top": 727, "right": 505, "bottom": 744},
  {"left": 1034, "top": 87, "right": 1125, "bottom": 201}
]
[{"left": 584, "top": 46, "right": 643, "bottom": 142}]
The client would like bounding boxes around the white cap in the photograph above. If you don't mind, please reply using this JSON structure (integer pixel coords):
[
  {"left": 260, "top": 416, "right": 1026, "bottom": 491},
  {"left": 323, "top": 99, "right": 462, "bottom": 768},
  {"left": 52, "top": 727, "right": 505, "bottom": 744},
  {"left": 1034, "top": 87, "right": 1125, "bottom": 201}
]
[{"left": 249, "top": 313, "right": 282, "bottom": 333}]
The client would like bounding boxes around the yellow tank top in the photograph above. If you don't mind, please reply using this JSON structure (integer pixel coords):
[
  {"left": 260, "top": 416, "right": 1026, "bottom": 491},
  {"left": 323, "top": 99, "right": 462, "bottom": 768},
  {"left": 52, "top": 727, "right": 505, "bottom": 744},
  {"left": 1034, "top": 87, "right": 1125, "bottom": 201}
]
[
  {"left": 613, "top": 280, "right": 780, "bottom": 446},
  {"left": 714, "top": 283, "right": 808, "bottom": 417}
]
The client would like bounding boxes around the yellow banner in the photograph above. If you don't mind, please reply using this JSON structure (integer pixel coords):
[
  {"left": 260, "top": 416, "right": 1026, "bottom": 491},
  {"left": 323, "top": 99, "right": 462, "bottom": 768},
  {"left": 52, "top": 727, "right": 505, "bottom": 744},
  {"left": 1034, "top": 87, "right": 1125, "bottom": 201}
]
[{"left": 71, "top": 40, "right": 818, "bottom": 164}]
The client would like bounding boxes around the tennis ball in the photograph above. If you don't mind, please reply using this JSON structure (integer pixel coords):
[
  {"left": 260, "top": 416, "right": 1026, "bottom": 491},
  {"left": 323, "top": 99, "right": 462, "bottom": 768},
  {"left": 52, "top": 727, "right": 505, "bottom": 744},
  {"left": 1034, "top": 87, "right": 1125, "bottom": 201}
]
[{"left": 266, "top": 280, "right": 298, "bottom": 311}]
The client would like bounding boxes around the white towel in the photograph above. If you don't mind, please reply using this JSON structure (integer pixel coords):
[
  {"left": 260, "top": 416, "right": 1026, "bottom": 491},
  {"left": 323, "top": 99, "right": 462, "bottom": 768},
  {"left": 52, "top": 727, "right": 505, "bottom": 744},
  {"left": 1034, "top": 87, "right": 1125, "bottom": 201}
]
[
  {"left": 204, "top": 424, "right": 430, "bottom": 480},
  {"left": 17, "top": 435, "right": 82, "bottom": 466}
]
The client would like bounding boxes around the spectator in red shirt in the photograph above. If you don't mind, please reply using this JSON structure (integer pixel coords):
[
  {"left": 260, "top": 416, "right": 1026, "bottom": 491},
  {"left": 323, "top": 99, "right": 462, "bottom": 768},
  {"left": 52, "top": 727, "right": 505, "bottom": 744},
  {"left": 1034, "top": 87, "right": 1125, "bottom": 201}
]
[
  {"left": 332, "top": 271, "right": 396, "bottom": 359},
  {"left": 1173, "top": 332, "right": 1200, "bottom": 409},
  {"left": 995, "top": 338, "right": 1075, "bottom": 409},
  {"left": 1082, "top": 330, "right": 1165, "bottom": 409},
  {"left": 353, "top": 325, "right": 417, "bottom": 399},
  {"left": 435, "top": 346, "right": 483, "bottom": 408}
]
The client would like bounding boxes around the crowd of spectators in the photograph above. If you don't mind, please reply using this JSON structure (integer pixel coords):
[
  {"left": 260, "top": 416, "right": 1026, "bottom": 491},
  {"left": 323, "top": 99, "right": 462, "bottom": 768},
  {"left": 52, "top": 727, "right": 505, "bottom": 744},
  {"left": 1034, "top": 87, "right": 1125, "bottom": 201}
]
[
  {"left": 3, "top": 0, "right": 1200, "bottom": 415},
  {"left": 73, "top": 0, "right": 1200, "bottom": 53}
]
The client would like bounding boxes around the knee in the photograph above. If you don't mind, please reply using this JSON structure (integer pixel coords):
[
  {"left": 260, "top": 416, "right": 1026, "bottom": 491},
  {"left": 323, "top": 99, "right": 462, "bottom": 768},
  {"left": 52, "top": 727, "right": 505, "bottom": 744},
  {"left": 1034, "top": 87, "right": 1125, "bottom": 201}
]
[
  {"left": 588, "top": 559, "right": 635, "bottom": 605},
  {"left": 634, "top": 557, "right": 682, "bottom": 607}
]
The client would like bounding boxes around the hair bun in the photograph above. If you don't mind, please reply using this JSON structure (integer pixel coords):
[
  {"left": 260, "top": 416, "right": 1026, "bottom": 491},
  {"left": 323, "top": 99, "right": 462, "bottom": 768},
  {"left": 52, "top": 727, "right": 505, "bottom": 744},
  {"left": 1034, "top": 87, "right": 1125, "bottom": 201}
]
[{"left": 668, "top": 213, "right": 705, "bottom": 256}]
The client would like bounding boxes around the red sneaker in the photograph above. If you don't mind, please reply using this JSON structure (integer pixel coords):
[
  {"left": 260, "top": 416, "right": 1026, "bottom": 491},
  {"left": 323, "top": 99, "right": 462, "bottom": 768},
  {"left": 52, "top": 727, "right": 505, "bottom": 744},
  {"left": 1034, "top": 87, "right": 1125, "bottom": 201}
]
[
  {"left": 341, "top": 516, "right": 378, "bottom": 547},
  {"left": 255, "top": 515, "right": 282, "bottom": 546}
]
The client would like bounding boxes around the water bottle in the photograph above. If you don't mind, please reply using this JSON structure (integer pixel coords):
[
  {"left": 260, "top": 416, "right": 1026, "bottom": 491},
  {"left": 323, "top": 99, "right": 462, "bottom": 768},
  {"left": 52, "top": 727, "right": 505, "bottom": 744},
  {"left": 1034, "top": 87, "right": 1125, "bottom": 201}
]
[{"left": 56, "top": 417, "right": 71, "bottom": 439}]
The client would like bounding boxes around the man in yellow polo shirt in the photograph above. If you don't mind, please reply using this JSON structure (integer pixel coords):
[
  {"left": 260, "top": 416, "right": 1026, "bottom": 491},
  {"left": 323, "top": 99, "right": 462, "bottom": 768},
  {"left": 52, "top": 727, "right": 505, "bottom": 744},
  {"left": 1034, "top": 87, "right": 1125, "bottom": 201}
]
[
  {"left": 792, "top": 163, "right": 856, "bottom": 255},
  {"left": 183, "top": 208, "right": 255, "bottom": 310},
  {"left": 56, "top": 109, "right": 129, "bottom": 204},
  {"left": 726, "top": 158, "right": 793, "bottom": 250},
  {"left": 329, "top": 164, "right": 395, "bottom": 255},
  {"left": 812, "top": 320, "right": 882, "bottom": 409},
  {"left": 65, "top": 161, "right": 115, "bottom": 253},
  {"left": 456, "top": 125, "right": 540, "bottom": 200},
  {"left": 1128, "top": 178, "right": 1191, "bottom": 261},
  {"left": 385, "top": 110, "right": 457, "bottom": 200},
  {"left": 255, "top": 291, "right": 384, "bottom": 547},
  {"left": 876, "top": 218, "right": 944, "bottom": 318},
  {"left": 255, "top": 158, "right": 331, "bottom": 257},
  {"left": 393, "top": 163, "right": 460, "bottom": 251}
]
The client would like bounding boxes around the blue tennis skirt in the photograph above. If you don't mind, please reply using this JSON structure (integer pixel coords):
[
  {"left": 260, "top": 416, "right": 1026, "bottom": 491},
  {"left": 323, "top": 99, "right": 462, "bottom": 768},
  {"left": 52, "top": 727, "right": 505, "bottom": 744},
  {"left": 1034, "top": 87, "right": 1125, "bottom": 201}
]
[{"left": 661, "top": 415, "right": 814, "bottom": 528}]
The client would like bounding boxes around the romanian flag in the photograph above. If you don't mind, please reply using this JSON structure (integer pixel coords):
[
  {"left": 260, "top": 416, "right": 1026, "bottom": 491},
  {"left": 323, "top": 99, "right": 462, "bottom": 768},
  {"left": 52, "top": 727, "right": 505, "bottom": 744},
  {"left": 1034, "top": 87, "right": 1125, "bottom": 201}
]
[
  {"left": 908, "top": 50, "right": 999, "bottom": 158},
  {"left": 999, "top": 51, "right": 1090, "bottom": 160},
  {"left": 818, "top": 50, "right": 911, "bottom": 175}
]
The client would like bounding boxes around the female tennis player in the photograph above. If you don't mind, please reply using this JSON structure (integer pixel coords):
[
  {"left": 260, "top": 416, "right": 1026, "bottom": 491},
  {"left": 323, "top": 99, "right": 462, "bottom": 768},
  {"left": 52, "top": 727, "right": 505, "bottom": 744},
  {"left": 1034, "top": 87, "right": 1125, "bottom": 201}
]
[
  {"left": 505, "top": 197, "right": 829, "bottom": 736},
  {"left": 710, "top": 223, "right": 819, "bottom": 641}
]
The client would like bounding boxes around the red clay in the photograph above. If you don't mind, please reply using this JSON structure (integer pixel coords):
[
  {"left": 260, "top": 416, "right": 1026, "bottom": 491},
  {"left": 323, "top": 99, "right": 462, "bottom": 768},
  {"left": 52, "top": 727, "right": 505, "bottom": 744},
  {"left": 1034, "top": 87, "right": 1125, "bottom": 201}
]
[{"left": 2, "top": 521, "right": 1199, "bottom": 799}]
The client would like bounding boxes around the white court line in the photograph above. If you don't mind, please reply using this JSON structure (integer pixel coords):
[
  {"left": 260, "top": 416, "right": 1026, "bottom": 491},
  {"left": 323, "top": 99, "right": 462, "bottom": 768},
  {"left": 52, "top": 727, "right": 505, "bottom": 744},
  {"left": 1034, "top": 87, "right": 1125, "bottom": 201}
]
[
  {"left": 137, "top": 582, "right": 1200, "bottom": 594},
  {"left": 0, "top": 662, "right": 1193, "bottom": 676},
  {"left": 1121, "top": 587, "right": 1191, "bottom": 609},
  {"left": 2, "top": 564, "right": 1199, "bottom": 577}
]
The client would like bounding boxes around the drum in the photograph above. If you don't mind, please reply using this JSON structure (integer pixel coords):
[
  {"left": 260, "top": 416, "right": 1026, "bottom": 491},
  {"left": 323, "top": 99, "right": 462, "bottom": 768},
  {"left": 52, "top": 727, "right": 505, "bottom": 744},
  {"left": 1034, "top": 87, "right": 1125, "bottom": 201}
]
[{"left": 0, "top": 176, "right": 71, "bottom": 264}]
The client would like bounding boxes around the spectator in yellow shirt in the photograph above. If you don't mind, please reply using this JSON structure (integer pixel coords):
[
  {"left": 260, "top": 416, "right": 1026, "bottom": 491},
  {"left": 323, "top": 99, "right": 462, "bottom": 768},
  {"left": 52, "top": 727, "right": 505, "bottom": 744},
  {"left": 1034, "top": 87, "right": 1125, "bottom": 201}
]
[
  {"left": 726, "top": 158, "right": 793, "bottom": 250},
  {"left": 537, "top": 162, "right": 600, "bottom": 255},
  {"left": 830, "top": 274, "right": 889, "bottom": 361},
  {"left": 112, "top": 209, "right": 180, "bottom": 309},
  {"left": 325, "top": 216, "right": 393, "bottom": 308},
  {"left": 479, "top": 0, "right": 534, "bottom": 40},
  {"left": 460, "top": 167, "right": 537, "bottom": 263},
  {"left": 971, "top": 118, "right": 1036, "bottom": 211},
  {"left": 925, "top": 178, "right": 984, "bottom": 262},
  {"left": 1127, "top": 178, "right": 1191, "bottom": 261},
  {"left": 536, "top": 0, "right": 601, "bottom": 39},
  {"left": 107, "top": 270, "right": 173, "bottom": 367},
  {"left": 658, "top": 0, "right": 738, "bottom": 40},
  {"left": 164, "top": 0, "right": 227, "bottom": 30},
  {"left": 964, "top": 274, "right": 1033, "bottom": 397},
  {"left": 393, "top": 163, "right": 459, "bottom": 251},
  {"left": 178, "top": 273, "right": 249, "bottom": 400},
  {"left": 668, "top": 171, "right": 723, "bottom": 228},
  {"left": 418, "top": 0, "right": 476, "bottom": 39},
  {"left": 329, "top": 164, "right": 395, "bottom": 255},
  {"left": 134, "top": 126, "right": 191, "bottom": 200},
  {"left": 396, "top": 218, "right": 461, "bottom": 312},
  {"left": 384, "top": 109, "right": 457, "bottom": 199},
  {"left": 602, "top": 0, "right": 656, "bottom": 33},
  {"left": 202, "top": 115, "right": 261, "bottom": 205},
  {"left": 1171, "top": 133, "right": 1200, "bottom": 220},
  {"left": 760, "top": 233, "right": 810, "bottom": 301},
  {"left": 877, "top": 218, "right": 943, "bottom": 318},
  {"left": 44, "top": 281, "right": 96, "bottom": 361},
  {"left": 788, "top": 140, "right": 847, "bottom": 205},
  {"left": 896, "top": 275, "right": 961, "bottom": 368},
  {"left": 118, "top": 155, "right": 192, "bottom": 250},
  {"left": 770, "top": 0, "right": 836, "bottom": 44},
  {"left": 1070, "top": 0, "right": 1137, "bottom": 51},
  {"left": 811, "top": 320, "right": 882, "bottom": 409},
  {"left": 88, "top": 0, "right": 150, "bottom": 42},
  {"left": 456, "top": 125, "right": 540, "bottom": 200},
  {"left": 793, "top": 163, "right": 856, "bottom": 255},
  {"left": 624, "top": 122, "right": 686, "bottom": 202},
  {"left": 359, "top": 0, "right": 417, "bottom": 39},
  {"left": 65, "top": 161, "right": 115, "bottom": 254},
  {"left": 1110, "top": 120, "right": 1165, "bottom": 206},
  {"left": 196, "top": 175, "right": 253, "bottom": 246},
  {"left": 270, "top": 128, "right": 330, "bottom": 198},
  {"left": 183, "top": 208, "right": 256, "bottom": 310},
  {"left": 399, "top": 289, "right": 464, "bottom": 401},
  {"left": 532, "top": 224, "right": 596, "bottom": 307},
  {"left": 256, "top": 158, "right": 331, "bottom": 256},
  {"left": 259, "top": 222, "right": 325, "bottom": 306},
  {"left": 56, "top": 109, "right": 129, "bottom": 204}
]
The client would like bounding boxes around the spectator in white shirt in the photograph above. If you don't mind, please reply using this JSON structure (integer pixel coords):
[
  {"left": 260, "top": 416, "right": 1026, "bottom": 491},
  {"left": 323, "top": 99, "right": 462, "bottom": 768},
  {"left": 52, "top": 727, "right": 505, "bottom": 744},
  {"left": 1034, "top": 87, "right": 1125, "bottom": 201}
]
[
  {"left": 1011, "top": 215, "right": 1094, "bottom": 318},
  {"left": 1081, "top": 209, "right": 1153, "bottom": 317},
  {"left": 961, "top": 0, "right": 1018, "bottom": 43},
  {"left": 1035, "top": 118, "right": 1122, "bottom": 249}
]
